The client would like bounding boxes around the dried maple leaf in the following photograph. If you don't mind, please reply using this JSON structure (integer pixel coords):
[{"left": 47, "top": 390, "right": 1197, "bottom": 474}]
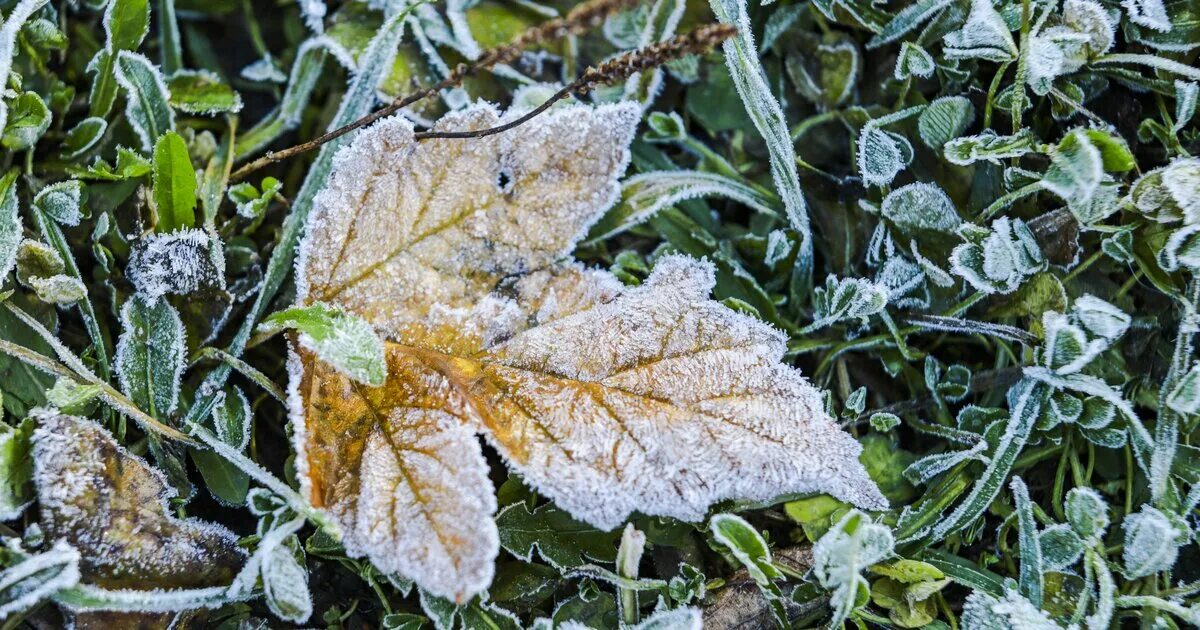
[
  {"left": 290, "top": 102, "right": 886, "bottom": 602},
  {"left": 30, "top": 410, "right": 246, "bottom": 628}
]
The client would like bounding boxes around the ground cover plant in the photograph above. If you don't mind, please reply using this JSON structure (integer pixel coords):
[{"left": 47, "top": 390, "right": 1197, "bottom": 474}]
[{"left": 0, "top": 0, "right": 1197, "bottom": 625}]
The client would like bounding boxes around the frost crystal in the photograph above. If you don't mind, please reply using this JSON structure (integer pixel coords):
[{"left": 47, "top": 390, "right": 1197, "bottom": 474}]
[
  {"left": 812, "top": 510, "right": 894, "bottom": 627},
  {"left": 0, "top": 540, "right": 81, "bottom": 619},
  {"left": 126, "top": 228, "right": 226, "bottom": 299},
  {"left": 29, "top": 412, "right": 245, "bottom": 595}
]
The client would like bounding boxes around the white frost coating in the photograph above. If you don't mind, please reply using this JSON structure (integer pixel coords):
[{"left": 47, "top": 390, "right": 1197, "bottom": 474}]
[
  {"left": 1122, "top": 505, "right": 1186, "bottom": 578},
  {"left": 1175, "top": 80, "right": 1198, "bottom": 132},
  {"left": 632, "top": 606, "right": 702, "bottom": 629},
  {"left": 114, "top": 295, "right": 186, "bottom": 417},
  {"left": 881, "top": 182, "right": 962, "bottom": 233},
  {"left": 261, "top": 539, "right": 312, "bottom": 623},
  {"left": 708, "top": 0, "right": 813, "bottom": 276},
  {"left": 296, "top": 102, "right": 638, "bottom": 332},
  {"left": 126, "top": 228, "right": 226, "bottom": 299},
  {"left": 622, "top": 0, "right": 687, "bottom": 109},
  {"left": 1123, "top": 0, "right": 1171, "bottom": 31},
  {"left": 961, "top": 589, "right": 1060, "bottom": 629},
  {"left": 213, "top": 386, "right": 251, "bottom": 451},
  {"left": 858, "top": 126, "right": 904, "bottom": 187},
  {"left": 351, "top": 409, "right": 498, "bottom": 602},
  {"left": 112, "top": 50, "right": 174, "bottom": 152},
  {"left": 0, "top": 0, "right": 50, "bottom": 132},
  {"left": 33, "top": 180, "right": 84, "bottom": 227},
  {"left": 0, "top": 540, "right": 80, "bottom": 619},
  {"left": 481, "top": 256, "right": 888, "bottom": 529},
  {"left": 812, "top": 510, "right": 894, "bottom": 627},
  {"left": 241, "top": 56, "right": 287, "bottom": 83},
  {"left": 943, "top": 0, "right": 1018, "bottom": 62},
  {"left": 29, "top": 412, "right": 246, "bottom": 593}
]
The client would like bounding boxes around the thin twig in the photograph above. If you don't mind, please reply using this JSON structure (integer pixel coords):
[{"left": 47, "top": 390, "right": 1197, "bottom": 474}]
[
  {"left": 414, "top": 23, "right": 737, "bottom": 142},
  {"left": 230, "top": 0, "right": 644, "bottom": 181}
]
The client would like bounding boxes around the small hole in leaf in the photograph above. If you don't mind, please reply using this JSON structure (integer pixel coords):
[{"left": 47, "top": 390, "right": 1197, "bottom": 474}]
[{"left": 496, "top": 170, "right": 512, "bottom": 192}]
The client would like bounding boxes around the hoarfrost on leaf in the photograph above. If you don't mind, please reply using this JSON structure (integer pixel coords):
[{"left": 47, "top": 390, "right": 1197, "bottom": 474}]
[
  {"left": 943, "top": 0, "right": 1018, "bottom": 62},
  {"left": 809, "top": 274, "right": 889, "bottom": 330},
  {"left": 1123, "top": 505, "right": 1188, "bottom": 578},
  {"left": 950, "top": 217, "right": 1046, "bottom": 294},
  {"left": 291, "top": 104, "right": 884, "bottom": 601},
  {"left": 115, "top": 294, "right": 186, "bottom": 418},
  {"left": 858, "top": 125, "right": 905, "bottom": 187},
  {"left": 0, "top": 540, "right": 81, "bottom": 620},
  {"left": 881, "top": 182, "right": 962, "bottom": 234},
  {"left": 260, "top": 302, "right": 387, "bottom": 386},
  {"left": 812, "top": 509, "right": 895, "bottom": 628},
  {"left": 961, "top": 589, "right": 1061, "bottom": 629},
  {"left": 29, "top": 411, "right": 245, "bottom": 621},
  {"left": 1123, "top": 0, "right": 1172, "bottom": 31},
  {"left": 126, "top": 228, "right": 226, "bottom": 299}
]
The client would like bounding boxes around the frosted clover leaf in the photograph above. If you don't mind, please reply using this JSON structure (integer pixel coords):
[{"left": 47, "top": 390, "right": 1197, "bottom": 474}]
[
  {"left": 812, "top": 510, "right": 894, "bottom": 628},
  {"left": 290, "top": 102, "right": 886, "bottom": 602},
  {"left": 259, "top": 302, "right": 387, "bottom": 386},
  {"left": 950, "top": 217, "right": 1046, "bottom": 294},
  {"left": 943, "top": 0, "right": 1017, "bottom": 62},
  {"left": 1123, "top": 505, "right": 1190, "bottom": 579},
  {"left": 807, "top": 274, "right": 889, "bottom": 331},
  {"left": 1129, "top": 157, "right": 1200, "bottom": 224}
]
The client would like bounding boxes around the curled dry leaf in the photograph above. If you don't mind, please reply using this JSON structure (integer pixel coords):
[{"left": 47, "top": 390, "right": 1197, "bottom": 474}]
[
  {"left": 30, "top": 410, "right": 245, "bottom": 627},
  {"left": 290, "top": 102, "right": 886, "bottom": 602}
]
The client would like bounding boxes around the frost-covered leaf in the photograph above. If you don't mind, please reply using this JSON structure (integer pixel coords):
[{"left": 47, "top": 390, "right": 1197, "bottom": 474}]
[
  {"left": 28, "top": 275, "right": 86, "bottom": 305},
  {"left": 1167, "top": 362, "right": 1200, "bottom": 415},
  {"left": 30, "top": 412, "right": 245, "bottom": 620},
  {"left": 1175, "top": 80, "right": 1198, "bottom": 132},
  {"left": 894, "top": 42, "right": 936, "bottom": 80},
  {"left": 918, "top": 96, "right": 974, "bottom": 149},
  {"left": 1042, "top": 128, "right": 1103, "bottom": 203},
  {"left": 858, "top": 125, "right": 904, "bottom": 187},
  {"left": 1061, "top": 0, "right": 1115, "bottom": 58},
  {"left": 1123, "top": 0, "right": 1172, "bottom": 31},
  {"left": 869, "top": 0, "right": 953, "bottom": 48},
  {"left": 58, "top": 118, "right": 107, "bottom": 160},
  {"left": 291, "top": 105, "right": 884, "bottom": 602},
  {"left": 1039, "top": 524, "right": 1084, "bottom": 571},
  {"left": 113, "top": 51, "right": 174, "bottom": 151},
  {"left": 709, "top": 0, "right": 812, "bottom": 273},
  {"left": 495, "top": 502, "right": 619, "bottom": 569},
  {"left": 115, "top": 294, "right": 186, "bottom": 418},
  {"left": 590, "top": 171, "right": 777, "bottom": 242},
  {"left": 1128, "top": 157, "right": 1200, "bottom": 223},
  {"left": 0, "top": 170, "right": 21, "bottom": 283},
  {"left": 261, "top": 537, "right": 312, "bottom": 623},
  {"left": 88, "top": 0, "right": 149, "bottom": 117},
  {"left": 710, "top": 514, "right": 786, "bottom": 626},
  {"left": 944, "top": 130, "right": 1037, "bottom": 165},
  {"left": 261, "top": 303, "right": 386, "bottom": 386},
  {"left": 1123, "top": 505, "right": 1188, "bottom": 578},
  {"left": 810, "top": 274, "right": 889, "bottom": 329},
  {"left": 882, "top": 182, "right": 962, "bottom": 234},
  {"left": 126, "top": 228, "right": 225, "bottom": 298},
  {"left": 812, "top": 510, "right": 895, "bottom": 628},
  {"left": 943, "top": 0, "right": 1017, "bottom": 61},
  {"left": 950, "top": 217, "right": 1045, "bottom": 294},
  {"left": 0, "top": 541, "right": 81, "bottom": 619},
  {"left": 2, "top": 92, "right": 51, "bottom": 151},
  {"left": 33, "top": 181, "right": 84, "bottom": 227}
]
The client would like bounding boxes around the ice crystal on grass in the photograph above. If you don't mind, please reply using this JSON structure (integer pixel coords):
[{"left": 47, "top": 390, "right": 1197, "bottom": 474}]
[
  {"left": 0, "top": 540, "right": 80, "bottom": 620},
  {"left": 29, "top": 412, "right": 244, "bottom": 622},
  {"left": 290, "top": 103, "right": 883, "bottom": 601},
  {"left": 1123, "top": 505, "right": 1188, "bottom": 578}
]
